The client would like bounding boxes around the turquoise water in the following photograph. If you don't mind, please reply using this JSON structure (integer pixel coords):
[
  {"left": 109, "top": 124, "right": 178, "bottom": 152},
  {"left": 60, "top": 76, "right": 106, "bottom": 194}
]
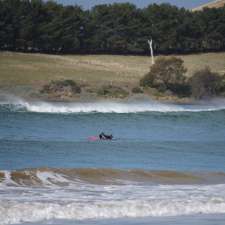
[
  {"left": 1, "top": 109, "right": 225, "bottom": 171},
  {"left": 0, "top": 99, "right": 225, "bottom": 224}
]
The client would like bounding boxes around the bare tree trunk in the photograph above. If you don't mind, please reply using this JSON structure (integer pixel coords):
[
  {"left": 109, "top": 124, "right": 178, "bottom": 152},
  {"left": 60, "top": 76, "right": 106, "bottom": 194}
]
[{"left": 148, "top": 39, "right": 155, "bottom": 65}]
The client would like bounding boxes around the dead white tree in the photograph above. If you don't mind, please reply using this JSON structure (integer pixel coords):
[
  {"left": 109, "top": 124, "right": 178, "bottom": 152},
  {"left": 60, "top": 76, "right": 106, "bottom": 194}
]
[{"left": 148, "top": 39, "right": 155, "bottom": 65}]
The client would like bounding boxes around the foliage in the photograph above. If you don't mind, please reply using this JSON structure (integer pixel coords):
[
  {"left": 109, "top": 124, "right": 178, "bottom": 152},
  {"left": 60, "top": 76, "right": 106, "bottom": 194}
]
[
  {"left": 41, "top": 79, "right": 81, "bottom": 95},
  {"left": 97, "top": 85, "right": 129, "bottom": 98},
  {"left": 140, "top": 57, "right": 190, "bottom": 96},
  {"left": 132, "top": 87, "right": 144, "bottom": 94},
  {"left": 189, "top": 67, "right": 223, "bottom": 99},
  {"left": 0, "top": 0, "right": 225, "bottom": 54}
]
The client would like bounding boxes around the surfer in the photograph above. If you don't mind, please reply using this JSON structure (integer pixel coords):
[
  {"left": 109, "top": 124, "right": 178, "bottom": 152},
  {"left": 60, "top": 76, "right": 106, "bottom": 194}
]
[{"left": 99, "top": 132, "right": 113, "bottom": 140}]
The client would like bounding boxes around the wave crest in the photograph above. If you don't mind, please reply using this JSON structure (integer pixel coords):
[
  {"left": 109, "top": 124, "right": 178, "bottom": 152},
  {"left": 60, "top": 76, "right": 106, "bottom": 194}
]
[
  {"left": 1, "top": 168, "right": 225, "bottom": 187},
  {"left": 1, "top": 97, "right": 225, "bottom": 114},
  {"left": 1, "top": 168, "right": 225, "bottom": 224}
]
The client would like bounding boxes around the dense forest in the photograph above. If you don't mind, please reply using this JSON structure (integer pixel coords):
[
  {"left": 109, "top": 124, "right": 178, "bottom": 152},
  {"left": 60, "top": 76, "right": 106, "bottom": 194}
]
[{"left": 0, "top": 0, "right": 225, "bottom": 55}]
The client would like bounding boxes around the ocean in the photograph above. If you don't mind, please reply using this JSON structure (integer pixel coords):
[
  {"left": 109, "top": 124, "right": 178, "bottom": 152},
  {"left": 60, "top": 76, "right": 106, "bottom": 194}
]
[{"left": 0, "top": 96, "right": 225, "bottom": 225}]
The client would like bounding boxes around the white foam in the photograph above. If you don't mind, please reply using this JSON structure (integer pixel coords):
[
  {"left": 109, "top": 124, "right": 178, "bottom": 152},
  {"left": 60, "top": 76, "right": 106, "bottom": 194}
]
[
  {"left": 1, "top": 196, "right": 225, "bottom": 224},
  {"left": 2, "top": 98, "right": 225, "bottom": 114},
  {"left": 0, "top": 171, "right": 17, "bottom": 187},
  {"left": 36, "top": 171, "right": 70, "bottom": 186},
  {"left": 1, "top": 184, "right": 225, "bottom": 224}
]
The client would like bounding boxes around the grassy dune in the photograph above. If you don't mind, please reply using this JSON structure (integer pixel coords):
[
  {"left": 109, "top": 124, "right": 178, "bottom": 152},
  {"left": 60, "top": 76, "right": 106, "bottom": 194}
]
[{"left": 0, "top": 51, "right": 225, "bottom": 98}]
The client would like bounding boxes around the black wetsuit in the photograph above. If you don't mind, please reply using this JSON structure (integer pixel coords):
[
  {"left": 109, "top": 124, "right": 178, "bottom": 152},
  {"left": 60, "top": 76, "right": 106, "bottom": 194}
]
[{"left": 99, "top": 133, "right": 113, "bottom": 140}]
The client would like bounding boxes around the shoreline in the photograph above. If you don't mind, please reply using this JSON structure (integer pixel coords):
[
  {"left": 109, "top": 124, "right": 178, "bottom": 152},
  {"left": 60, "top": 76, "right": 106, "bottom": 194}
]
[
  {"left": 0, "top": 89, "right": 194, "bottom": 105},
  {"left": 2, "top": 91, "right": 225, "bottom": 115}
]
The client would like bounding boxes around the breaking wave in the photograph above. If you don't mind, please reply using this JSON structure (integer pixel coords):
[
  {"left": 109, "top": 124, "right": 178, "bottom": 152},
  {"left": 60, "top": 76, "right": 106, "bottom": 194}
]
[
  {"left": 1, "top": 168, "right": 225, "bottom": 187},
  {"left": 1, "top": 97, "right": 225, "bottom": 114},
  {"left": 1, "top": 168, "right": 225, "bottom": 224}
]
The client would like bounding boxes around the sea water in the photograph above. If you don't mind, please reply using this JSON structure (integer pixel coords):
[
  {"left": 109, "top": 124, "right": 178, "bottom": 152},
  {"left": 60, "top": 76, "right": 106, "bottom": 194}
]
[{"left": 0, "top": 97, "right": 225, "bottom": 225}]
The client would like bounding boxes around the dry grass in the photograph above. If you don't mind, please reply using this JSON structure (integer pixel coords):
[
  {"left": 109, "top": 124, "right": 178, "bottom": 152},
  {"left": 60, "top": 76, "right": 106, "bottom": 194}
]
[
  {"left": 0, "top": 52, "right": 149, "bottom": 87},
  {"left": 0, "top": 51, "right": 224, "bottom": 94},
  {"left": 179, "top": 53, "right": 225, "bottom": 76},
  {"left": 192, "top": 0, "right": 225, "bottom": 11}
]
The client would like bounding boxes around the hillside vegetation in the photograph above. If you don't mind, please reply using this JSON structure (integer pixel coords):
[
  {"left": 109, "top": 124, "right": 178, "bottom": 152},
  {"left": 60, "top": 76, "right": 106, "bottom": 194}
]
[
  {"left": 141, "top": 57, "right": 225, "bottom": 99},
  {"left": 0, "top": 0, "right": 225, "bottom": 55},
  {"left": 0, "top": 52, "right": 225, "bottom": 100}
]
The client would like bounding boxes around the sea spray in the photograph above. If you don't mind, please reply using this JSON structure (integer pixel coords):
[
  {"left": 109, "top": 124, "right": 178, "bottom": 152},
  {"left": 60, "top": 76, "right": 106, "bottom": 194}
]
[{"left": 1, "top": 96, "right": 225, "bottom": 113}]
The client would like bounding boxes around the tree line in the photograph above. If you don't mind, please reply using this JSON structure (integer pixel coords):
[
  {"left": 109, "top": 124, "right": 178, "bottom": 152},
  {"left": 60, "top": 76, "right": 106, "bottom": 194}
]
[{"left": 0, "top": 0, "right": 225, "bottom": 55}]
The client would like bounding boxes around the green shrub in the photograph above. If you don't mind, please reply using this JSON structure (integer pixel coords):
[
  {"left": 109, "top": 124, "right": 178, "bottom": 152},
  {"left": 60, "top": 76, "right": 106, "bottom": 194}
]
[
  {"left": 140, "top": 57, "right": 189, "bottom": 96},
  {"left": 132, "top": 87, "right": 144, "bottom": 94},
  {"left": 189, "top": 67, "right": 222, "bottom": 99},
  {"left": 97, "top": 85, "right": 129, "bottom": 98},
  {"left": 41, "top": 79, "right": 81, "bottom": 95},
  {"left": 217, "top": 74, "right": 225, "bottom": 94}
]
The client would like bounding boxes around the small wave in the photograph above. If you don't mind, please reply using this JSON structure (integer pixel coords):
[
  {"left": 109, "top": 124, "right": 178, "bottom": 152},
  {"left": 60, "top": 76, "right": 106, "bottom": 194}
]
[
  {"left": 1, "top": 168, "right": 225, "bottom": 224},
  {"left": 1, "top": 98, "right": 225, "bottom": 114},
  {"left": 1, "top": 168, "right": 225, "bottom": 187}
]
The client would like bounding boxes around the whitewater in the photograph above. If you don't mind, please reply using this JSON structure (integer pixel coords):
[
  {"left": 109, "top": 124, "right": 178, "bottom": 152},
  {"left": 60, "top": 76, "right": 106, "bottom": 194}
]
[
  {"left": 1, "top": 96, "right": 225, "bottom": 225},
  {"left": 1, "top": 96, "right": 225, "bottom": 113},
  {"left": 1, "top": 169, "right": 225, "bottom": 224}
]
